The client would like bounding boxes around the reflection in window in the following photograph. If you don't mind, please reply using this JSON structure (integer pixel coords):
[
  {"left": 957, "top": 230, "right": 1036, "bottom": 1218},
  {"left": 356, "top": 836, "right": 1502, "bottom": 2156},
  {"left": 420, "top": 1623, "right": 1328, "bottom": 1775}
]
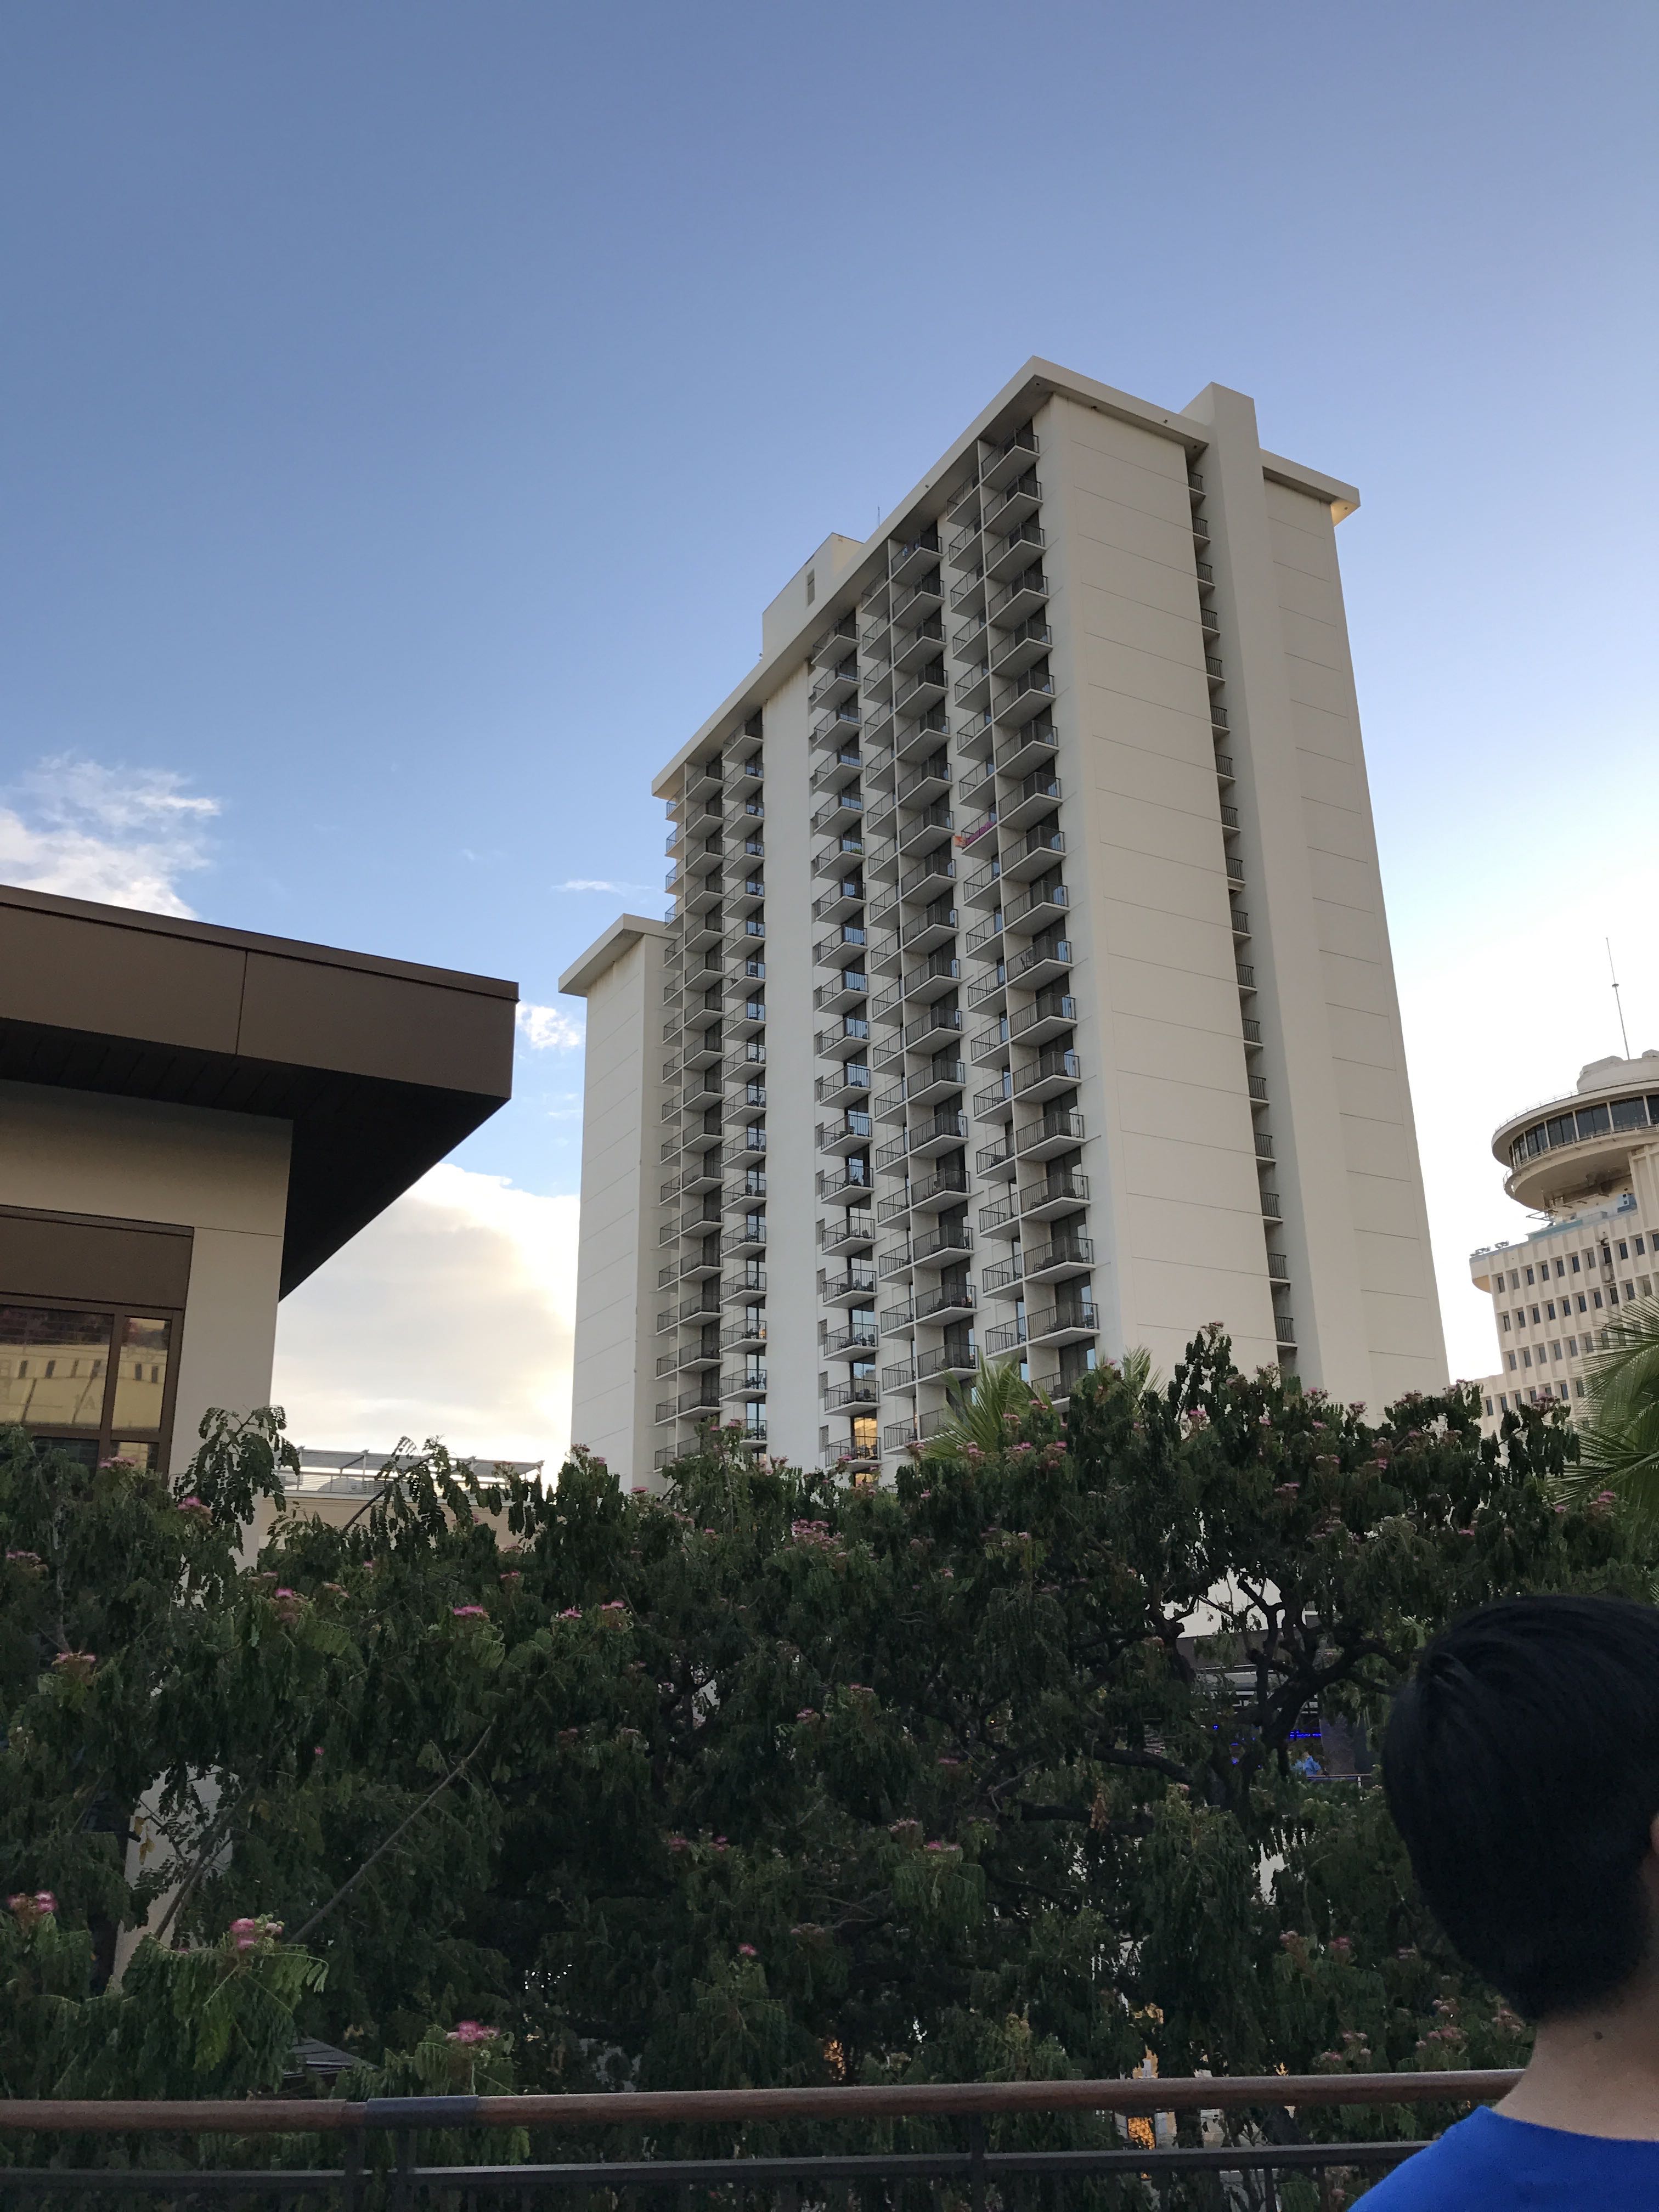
[
  {"left": 0, "top": 1302, "right": 177, "bottom": 1469},
  {"left": 0, "top": 1307, "right": 113, "bottom": 1430},
  {"left": 111, "top": 1318, "right": 172, "bottom": 1435}
]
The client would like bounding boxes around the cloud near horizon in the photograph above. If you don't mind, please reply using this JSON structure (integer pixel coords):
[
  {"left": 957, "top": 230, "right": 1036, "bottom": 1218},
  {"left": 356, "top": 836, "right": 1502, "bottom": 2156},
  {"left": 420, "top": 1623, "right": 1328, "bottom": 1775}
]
[
  {"left": 0, "top": 756, "right": 220, "bottom": 916},
  {"left": 272, "top": 1163, "right": 577, "bottom": 1467}
]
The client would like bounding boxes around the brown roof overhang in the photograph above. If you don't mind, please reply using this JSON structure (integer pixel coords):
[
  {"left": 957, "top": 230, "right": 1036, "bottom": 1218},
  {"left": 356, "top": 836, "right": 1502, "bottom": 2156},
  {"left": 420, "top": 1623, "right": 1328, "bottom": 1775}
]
[{"left": 0, "top": 884, "right": 517, "bottom": 1294}]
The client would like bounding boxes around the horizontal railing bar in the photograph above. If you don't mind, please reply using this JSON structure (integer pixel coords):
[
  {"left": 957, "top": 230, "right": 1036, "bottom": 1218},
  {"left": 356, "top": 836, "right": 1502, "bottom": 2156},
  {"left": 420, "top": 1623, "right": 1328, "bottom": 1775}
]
[
  {"left": 0, "top": 2145, "right": 1436, "bottom": 2193},
  {"left": 1, "top": 2177, "right": 343, "bottom": 2199},
  {"left": 0, "top": 2070, "right": 1519, "bottom": 2134},
  {"left": 414, "top": 2146, "right": 1431, "bottom": 2181}
]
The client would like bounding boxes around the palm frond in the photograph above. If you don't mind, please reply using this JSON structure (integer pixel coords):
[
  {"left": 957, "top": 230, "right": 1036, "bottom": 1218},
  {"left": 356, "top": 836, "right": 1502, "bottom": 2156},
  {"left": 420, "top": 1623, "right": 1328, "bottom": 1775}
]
[
  {"left": 920, "top": 1353, "right": 1035, "bottom": 1462},
  {"left": 1566, "top": 1296, "right": 1659, "bottom": 1532}
]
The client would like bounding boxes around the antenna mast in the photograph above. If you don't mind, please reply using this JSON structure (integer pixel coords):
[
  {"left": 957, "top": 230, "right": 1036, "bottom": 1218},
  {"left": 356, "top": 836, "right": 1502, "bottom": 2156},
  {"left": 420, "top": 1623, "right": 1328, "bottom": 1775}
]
[{"left": 1607, "top": 938, "right": 1632, "bottom": 1058}]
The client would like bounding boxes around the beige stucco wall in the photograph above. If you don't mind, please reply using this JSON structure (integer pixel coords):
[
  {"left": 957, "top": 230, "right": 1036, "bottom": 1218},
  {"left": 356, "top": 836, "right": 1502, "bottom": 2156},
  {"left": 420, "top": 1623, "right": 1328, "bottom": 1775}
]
[
  {"left": 1182, "top": 384, "right": 1446, "bottom": 1405},
  {"left": 567, "top": 926, "right": 668, "bottom": 1481},
  {"left": 0, "top": 1078, "right": 291, "bottom": 1475},
  {"left": 1042, "top": 390, "right": 1282, "bottom": 1381}
]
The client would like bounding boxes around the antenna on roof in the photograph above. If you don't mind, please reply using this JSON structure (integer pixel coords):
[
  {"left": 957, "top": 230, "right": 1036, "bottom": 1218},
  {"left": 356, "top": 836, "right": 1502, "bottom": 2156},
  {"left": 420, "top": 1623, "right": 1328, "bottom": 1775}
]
[{"left": 1607, "top": 937, "right": 1631, "bottom": 1058}]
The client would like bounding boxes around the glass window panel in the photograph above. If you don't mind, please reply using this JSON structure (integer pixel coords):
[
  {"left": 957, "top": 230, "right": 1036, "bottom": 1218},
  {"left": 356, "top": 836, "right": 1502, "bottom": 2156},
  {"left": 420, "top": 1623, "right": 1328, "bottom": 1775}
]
[
  {"left": 0, "top": 1306, "right": 112, "bottom": 1430},
  {"left": 112, "top": 1441, "right": 156, "bottom": 1471},
  {"left": 111, "top": 1317, "right": 172, "bottom": 1435},
  {"left": 1611, "top": 1097, "right": 1647, "bottom": 1132},
  {"left": 1577, "top": 1104, "right": 1611, "bottom": 1139}
]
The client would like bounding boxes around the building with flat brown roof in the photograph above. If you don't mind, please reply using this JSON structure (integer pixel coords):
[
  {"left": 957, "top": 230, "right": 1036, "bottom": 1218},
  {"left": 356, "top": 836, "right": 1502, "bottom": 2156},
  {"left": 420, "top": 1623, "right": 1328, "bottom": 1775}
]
[{"left": 0, "top": 883, "right": 517, "bottom": 1476}]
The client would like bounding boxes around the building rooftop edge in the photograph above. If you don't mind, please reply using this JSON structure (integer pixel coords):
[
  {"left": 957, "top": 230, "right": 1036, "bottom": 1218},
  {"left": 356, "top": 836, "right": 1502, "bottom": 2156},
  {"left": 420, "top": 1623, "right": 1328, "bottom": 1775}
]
[
  {"left": 649, "top": 358, "right": 1362, "bottom": 800},
  {"left": 1488, "top": 1060, "right": 1659, "bottom": 1159},
  {"left": 558, "top": 911, "right": 670, "bottom": 997},
  {"left": 0, "top": 881, "right": 518, "bottom": 1000}
]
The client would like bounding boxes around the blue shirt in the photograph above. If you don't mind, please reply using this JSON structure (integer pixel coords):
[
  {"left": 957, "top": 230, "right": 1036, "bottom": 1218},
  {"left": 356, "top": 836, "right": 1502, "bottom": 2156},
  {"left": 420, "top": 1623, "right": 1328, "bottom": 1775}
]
[{"left": 1362, "top": 2106, "right": 1659, "bottom": 2205}]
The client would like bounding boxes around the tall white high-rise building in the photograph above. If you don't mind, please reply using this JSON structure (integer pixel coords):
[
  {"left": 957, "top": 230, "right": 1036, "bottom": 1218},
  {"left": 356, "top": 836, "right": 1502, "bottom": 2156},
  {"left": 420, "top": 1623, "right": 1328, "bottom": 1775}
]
[{"left": 561, "top": 360, "right": 1446, "bottom": 1483}]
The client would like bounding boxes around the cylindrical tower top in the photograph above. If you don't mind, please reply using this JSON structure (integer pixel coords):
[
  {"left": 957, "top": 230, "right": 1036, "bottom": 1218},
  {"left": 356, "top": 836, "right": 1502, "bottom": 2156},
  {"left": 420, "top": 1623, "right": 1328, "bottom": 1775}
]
[{"left": 1494, "top": 1053, "right": 1659, "bottom": 1214}]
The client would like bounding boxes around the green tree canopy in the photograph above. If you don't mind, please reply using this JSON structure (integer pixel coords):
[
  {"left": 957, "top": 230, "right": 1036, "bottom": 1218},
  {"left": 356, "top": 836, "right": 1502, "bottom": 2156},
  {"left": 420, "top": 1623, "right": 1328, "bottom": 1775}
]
[{"left": 1, "top": 1332, "right": 1645, "bottom": 2105}]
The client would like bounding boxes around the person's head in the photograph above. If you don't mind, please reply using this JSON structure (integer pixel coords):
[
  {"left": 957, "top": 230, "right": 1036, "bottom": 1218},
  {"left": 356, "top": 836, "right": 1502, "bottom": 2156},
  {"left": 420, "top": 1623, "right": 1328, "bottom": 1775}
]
[{"left": 1384, "top": 1593, "right": 1659, "bottom": 2021}]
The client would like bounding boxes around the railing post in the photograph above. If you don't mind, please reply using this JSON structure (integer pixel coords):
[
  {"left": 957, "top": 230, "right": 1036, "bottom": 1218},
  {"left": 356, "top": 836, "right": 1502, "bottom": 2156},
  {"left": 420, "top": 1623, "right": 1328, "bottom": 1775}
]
[
  {"left": 391, "top": 2125, "right": 414, "bottom": 2212},
  {"left": 968, "top": 2112, "right": 986, "bottom": 2212},
  {"left": 341, "top": 2120, "right": 362, "bottom": 2212}
]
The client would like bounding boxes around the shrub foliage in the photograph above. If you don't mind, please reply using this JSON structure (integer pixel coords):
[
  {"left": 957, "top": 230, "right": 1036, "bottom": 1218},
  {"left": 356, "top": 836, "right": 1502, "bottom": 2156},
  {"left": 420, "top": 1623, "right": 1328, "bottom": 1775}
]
[{"left": 1, "top": 1331, "right": 1643, "bottom": 2104}]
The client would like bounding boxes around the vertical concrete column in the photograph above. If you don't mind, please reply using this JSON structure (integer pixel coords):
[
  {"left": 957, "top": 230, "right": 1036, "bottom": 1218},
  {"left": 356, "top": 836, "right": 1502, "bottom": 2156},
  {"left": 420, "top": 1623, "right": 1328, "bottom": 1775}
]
[
  {"left": 1183, "top": 385, "right": 1373, "bottom": 1400},
  {"left": 563, "top": 918, "right": 670, "bottom": 1483}
]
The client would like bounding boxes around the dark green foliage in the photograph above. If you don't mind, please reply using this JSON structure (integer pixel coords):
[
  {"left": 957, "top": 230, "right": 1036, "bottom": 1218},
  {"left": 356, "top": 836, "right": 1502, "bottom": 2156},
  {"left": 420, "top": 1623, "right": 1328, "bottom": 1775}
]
[{"left": 0, "top": 1336, "right": 1646, "bottom": 2109}]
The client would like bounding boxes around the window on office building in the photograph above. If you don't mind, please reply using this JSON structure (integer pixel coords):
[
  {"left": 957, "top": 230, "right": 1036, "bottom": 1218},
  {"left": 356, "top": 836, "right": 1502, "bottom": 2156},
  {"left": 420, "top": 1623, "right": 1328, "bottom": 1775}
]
[{"left": 0, "top": 1302, "right": 179, "bottom": 1471}]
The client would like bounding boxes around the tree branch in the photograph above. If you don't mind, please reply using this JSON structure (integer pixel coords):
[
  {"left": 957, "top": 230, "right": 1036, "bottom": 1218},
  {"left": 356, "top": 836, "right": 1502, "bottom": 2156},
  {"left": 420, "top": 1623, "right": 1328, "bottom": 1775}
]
[{"left": 289, "top": 1726, "right": 492, "bottom": 1946}]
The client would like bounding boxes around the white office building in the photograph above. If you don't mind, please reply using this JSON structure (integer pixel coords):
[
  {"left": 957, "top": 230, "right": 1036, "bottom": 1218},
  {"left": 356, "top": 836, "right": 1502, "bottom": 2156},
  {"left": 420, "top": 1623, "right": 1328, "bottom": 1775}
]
[
  {"left": 1470, "top": 1051, "right": 1659, "bottom": 1431},
  {"left": 562, "top": 360, "right": 1446, "bottom": 1483}
]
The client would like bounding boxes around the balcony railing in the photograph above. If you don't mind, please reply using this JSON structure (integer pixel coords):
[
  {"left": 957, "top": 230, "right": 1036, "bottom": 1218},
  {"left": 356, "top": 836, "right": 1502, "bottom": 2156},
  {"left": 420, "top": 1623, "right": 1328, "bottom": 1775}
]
[{"left": 0, "top": 2069, "right": 1517, "bottom": 2205}]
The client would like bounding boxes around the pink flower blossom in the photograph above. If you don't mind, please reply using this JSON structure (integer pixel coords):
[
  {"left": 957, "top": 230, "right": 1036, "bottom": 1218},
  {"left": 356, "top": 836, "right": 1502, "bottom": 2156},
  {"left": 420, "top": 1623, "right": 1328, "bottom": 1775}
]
[
  {"left": 557, "top": 1606, "right": 582, "bottom": 1618},
  {"left": 738, "top": 1943, "right": 758, "bottom": 1957},
  {"left": 52, "top": 1650, "right": 96, "bottom": 1681},
  {"left": 796, "top": 1707, "right": 819, "bottom": 1721},
  {"left": 5, "top": 1548, "right": 43, "bottom": 1573},
  {"left": 499, "top": 1571, "right": 523, "bottom": 1585},
  {"left": 452, "top": 1604, "right": 488, "bottom": 1618},
  {"left": 665, "top": 1835, "right": 691, "bottom": 1852},
  {"left": 176, "top": 1496, "right": 212, "bottom": 1520},
  {"left": 446, "top": 2019, "right": 498, "bottom": 2045},
  {"left": 9, "top": 1891, "right": 57, "bottom": 1926},
  {"left": 228, "top": 1913, "right": 283, "bottom": 1952}
]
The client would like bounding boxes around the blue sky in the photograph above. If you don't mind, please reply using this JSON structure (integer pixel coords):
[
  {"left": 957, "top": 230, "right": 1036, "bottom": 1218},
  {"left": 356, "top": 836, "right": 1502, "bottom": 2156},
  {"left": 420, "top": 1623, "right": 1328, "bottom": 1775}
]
[{"left": 2, "top": 1, "right": 1656, "bottom": 1420}]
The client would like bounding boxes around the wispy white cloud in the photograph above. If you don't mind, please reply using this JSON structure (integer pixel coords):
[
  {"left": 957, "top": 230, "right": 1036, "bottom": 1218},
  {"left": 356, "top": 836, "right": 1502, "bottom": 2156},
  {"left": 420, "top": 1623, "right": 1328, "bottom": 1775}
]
[
  {"left": 554, "top": 878, "right": 663, "bottom": 896},
  {"left": 0, "top": 756, "right": 219, "bottom": 917},
  {"left": 272, "top": 1163, "right": 577, "bottom": 1466},
  {"left": 516, "top": 1002, "right": 584, "bottom": 1052}
]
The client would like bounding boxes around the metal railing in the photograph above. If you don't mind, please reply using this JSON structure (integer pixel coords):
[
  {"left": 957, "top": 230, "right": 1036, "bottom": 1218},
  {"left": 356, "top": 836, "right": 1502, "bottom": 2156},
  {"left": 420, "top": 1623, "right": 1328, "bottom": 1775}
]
[{"left": 0, "top": 2068, "right": 1520, "bottom": 2205}]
